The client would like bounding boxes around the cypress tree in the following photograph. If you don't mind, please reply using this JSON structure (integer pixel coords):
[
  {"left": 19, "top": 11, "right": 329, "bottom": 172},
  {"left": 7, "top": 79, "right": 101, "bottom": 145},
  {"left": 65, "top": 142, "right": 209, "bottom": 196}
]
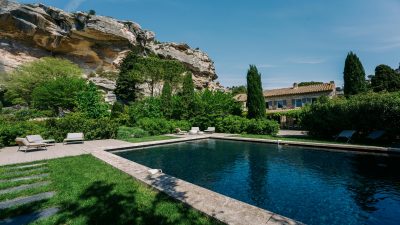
[
  {"left": 181, "top": 72, "right": 195, "bottom": 119},
  {"left": 246, "top": 65, "right": 265, "bottom": 119},
  {"left": 115, "top": 52, "right": 141, "bottom": 104},
  {"left": 343, "top": 52, "right": 367, "bottom": 97},
  {"left": 161, "top": 81, "right": 172, "bottom": 118}
]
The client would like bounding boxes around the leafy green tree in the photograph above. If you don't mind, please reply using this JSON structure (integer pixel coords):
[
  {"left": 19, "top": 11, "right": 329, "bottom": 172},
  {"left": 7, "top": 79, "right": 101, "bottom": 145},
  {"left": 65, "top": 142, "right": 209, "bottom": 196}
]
[
  {"left": 371, "top": 64, "right": 400, "bottom": 92},
  {"left": 31, "top": 77, "right": 86, "bottom": 114},
  {"left": 343, "top": 52, "right": 367, "bottom": 96},
  {"left": 181, "top": 72, "right": 195, "bottom": 119},
  {"left": 161, "top": 81, "right": 173, "bottom": 118},
  {"left": 229, "top": 85, "right": 247, "bottom": 95},
  {"left": 163, "top": 60, "right": 186, "bottom": 89},
  {"left": 5, "top": 57, "right": 82, "bottom": 105},
  {"left": 76, "top": 82, "right": 109, "bottom": 118},
  {"left": 246, "top": 65, "right": 265, "bottom": 119},
  {"left": 115, "top": 52, "right": 142, "bottom": 104}
]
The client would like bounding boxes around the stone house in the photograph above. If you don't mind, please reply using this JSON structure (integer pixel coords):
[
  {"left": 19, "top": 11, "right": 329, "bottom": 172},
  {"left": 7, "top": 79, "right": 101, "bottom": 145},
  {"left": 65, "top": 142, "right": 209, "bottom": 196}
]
[{"left": 234, "top": 81, "right": 336, "bottom": 112}]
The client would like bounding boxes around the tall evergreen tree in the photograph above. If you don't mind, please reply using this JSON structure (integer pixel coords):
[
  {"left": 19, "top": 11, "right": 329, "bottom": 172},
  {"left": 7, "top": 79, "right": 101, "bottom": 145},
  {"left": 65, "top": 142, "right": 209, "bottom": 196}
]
[
  {"left": 246, "top": 65, "right": 265, "bottom": 119},
  {"left": 371, "top": 64, "right": 400, "bottom": 92},
  {"left": 161, "top": 81, "right": 173, "bottom": 118},
  {"left": 181, "top": 72, "right": 195, "bottom": 119},
  {"left": 343, "top": 52, "right": 367, "bottom": 97},
  {"left": 114, "top": 52, "right": 142, "bottom": 104}
]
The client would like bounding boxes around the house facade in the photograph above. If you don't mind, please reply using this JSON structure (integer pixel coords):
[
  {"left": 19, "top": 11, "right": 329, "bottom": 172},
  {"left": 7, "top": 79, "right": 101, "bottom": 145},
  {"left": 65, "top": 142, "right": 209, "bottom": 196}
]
[{"left": 234, "top": 81, "right": 336, "bottom": 112}]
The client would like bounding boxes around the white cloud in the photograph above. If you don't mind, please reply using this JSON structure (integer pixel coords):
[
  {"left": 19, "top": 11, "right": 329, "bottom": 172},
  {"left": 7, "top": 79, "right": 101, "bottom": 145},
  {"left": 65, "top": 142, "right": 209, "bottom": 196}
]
[{"left": 65, "top": 0, "right": 86, "bottom": 12}]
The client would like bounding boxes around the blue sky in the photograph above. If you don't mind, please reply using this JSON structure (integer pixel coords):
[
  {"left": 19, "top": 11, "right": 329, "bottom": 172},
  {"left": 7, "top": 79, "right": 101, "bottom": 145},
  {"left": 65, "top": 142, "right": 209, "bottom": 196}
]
[{"left": 19, "top": 0, "right": 400, "bottom": 89}]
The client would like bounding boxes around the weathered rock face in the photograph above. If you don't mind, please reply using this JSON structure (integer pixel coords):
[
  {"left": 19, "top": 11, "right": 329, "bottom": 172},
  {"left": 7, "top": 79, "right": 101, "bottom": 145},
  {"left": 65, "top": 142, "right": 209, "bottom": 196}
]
[{"left": 0, "top": 0, "right": 222, "bottom": 91}]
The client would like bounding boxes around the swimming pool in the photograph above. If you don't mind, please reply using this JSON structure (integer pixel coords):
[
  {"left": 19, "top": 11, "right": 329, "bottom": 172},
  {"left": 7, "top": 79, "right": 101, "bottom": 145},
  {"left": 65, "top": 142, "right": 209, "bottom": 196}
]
[{"left": 115, "top": 139, "right": 400, "bottom": 225}]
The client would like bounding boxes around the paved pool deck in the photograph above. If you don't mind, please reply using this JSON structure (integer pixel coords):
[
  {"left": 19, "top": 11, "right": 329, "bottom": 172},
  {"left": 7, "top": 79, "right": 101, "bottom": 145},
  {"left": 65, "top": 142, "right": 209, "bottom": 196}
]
[{"left": 2, "top": 133, "right": 399, "bottom": 225}]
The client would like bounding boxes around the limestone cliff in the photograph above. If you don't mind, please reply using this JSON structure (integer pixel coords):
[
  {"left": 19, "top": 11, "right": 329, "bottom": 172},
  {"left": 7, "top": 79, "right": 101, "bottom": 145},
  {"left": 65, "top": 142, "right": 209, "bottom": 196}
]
[{"left": 0, "top": 0, "right": 222, "bottom": 93}]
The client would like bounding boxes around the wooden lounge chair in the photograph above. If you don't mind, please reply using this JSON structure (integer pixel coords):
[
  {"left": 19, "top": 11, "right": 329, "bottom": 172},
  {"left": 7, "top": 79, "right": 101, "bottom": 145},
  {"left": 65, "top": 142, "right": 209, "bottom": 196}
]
[
  {"left": 189, "top": 127, "right": 204, "bottom": 135},
  {"left": 175, "top": 128, "right": 188, "bottom": 135},
  {"left": 204, "top": 127, "right": 215, "bottom": 134},
  {"left": 26, "top": 135, "right": 55, "bottom": 146},
  {"left": 15, "top": 138, "right": 47, "bottom": 152},
  {"left": 63, "top": 133, "right": 84, "bottom": 145},
  {"left": 335, "top": 130, "right": 356, "bottom": 143}
]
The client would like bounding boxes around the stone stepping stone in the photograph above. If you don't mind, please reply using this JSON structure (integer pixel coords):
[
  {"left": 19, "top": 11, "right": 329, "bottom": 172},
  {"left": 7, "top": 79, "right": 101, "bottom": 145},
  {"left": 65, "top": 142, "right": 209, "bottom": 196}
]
[
  {"left": 5, "top": 163, "right": 47, "bottom": 171},
  {"left": 0, "top": 192, "right": 55, "bottom": 209},
  {"left": 4, "top": 167, "right": 47, "bottom": 177},
  {"left": 0, "top": 207, "right": 59, "bottom": 225},
  {"left": 0, "top": 181, "right": 51, "bottom": 195},
  {"left": 0, "top": 174, "right": 49, "bottom": 183}
]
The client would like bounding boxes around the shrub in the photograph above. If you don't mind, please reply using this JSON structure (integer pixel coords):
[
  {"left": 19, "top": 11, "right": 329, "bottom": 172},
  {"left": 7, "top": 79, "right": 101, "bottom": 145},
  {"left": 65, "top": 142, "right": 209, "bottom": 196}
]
[
  {"left": 117, "top": 126, "right": 148, "bottom": 139},
  {"left": 247, "top": 119, "right": 279, "bottom": 135},
  {"left": 136, "top": 117, "right": 191, "bottom": 135},
  {"left": 216, "top": 115, "right": 249, "bottom": 134},
  {"left": 215, "top": 115, "right": 279, "bottom": 135},
  {"left": 128, "top": 98, "right": 163, "bottom": 125},
  {"left": 0, "top": 121, "right": 46, "bottom": 147},
  {"left": 301, "top": 92, "right": 400, "bottom": 138},
  {"left": 44, "top": 113, "right": 118, "bottom": 142}
]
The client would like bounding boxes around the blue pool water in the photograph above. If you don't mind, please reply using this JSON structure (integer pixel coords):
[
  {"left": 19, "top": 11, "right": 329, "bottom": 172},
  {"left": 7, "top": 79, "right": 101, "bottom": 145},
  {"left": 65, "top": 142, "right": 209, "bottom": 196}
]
[{"left": 116, "top": 139, "right": 400, "bottom": 225}]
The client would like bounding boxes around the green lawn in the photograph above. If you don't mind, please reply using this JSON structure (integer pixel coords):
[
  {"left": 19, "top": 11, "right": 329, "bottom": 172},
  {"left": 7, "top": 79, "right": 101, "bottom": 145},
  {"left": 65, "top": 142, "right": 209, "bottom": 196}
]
[
  {"left": 121, "top": 135, "right": 178, "bottom": 143},
  {"left": 0, "top": 155, "right": 221, "bottom": 225}
]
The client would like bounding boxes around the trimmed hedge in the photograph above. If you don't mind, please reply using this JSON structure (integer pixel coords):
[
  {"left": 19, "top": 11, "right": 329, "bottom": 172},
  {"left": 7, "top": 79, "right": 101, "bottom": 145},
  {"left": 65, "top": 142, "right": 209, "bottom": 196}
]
[
  {"left": 136, "top": 118, "right": 191, "bottom": 136},
  {"left": 215, "top": 115, "right": 279, "bottom": 135},
  {"left": 301, "top": 92, "right": 400, "bottom": 137}
]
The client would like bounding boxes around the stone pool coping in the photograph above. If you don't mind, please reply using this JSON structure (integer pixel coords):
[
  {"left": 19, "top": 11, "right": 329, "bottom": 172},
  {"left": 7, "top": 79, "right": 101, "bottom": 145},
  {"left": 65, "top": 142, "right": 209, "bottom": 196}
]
[{"left": 215, "top": 136, "right": 400, "bottom": 155}]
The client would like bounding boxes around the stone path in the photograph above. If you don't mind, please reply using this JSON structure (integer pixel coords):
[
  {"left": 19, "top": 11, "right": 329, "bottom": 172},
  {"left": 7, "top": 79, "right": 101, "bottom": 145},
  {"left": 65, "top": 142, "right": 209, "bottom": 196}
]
[
  {"left": 0, "top": 192, "right": 55, "bottom": 209},
  {"left": 5, "top": 167, "right": 47, "bottom": 177},
  {"left": 0, "top": 207, "right": 59, "bottom": 225},
  {"left": 4, "top": 163, "right": 47, "bottom": 170},
  {"left": 0, "top": 181, "right": 51, "bottom": 195},
  {"left": 0, "top": 174, "right": 49, "bottom": 183},
  {"left": 0, "top": 161, "right": 57, "bottom": 225}
]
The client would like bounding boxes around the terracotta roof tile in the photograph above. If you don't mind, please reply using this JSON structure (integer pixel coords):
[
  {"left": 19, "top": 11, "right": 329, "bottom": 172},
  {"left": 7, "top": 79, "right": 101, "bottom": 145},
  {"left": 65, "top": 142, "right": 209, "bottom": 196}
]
[{"left": 263, "top": 83, "right": 335, "bottom": 97}]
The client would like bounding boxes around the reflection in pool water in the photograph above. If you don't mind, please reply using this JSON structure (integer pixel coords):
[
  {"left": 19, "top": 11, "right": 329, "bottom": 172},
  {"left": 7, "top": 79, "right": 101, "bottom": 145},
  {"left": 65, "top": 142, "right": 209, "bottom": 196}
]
[{"left": 116, "top": 139, "right": 400, "bottom": 225}]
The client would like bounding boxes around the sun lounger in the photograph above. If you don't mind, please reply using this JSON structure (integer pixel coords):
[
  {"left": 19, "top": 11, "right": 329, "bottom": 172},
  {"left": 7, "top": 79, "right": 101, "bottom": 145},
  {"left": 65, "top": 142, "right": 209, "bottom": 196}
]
[
  {"left": 204, "top": 127, "right": 215, "bottom": 134},
  {"left": 26, "top": 135, "right": 55, "bottom": 146},
  {"left": 63, "top": 133, "right": 84, "bottom": 145},
  {"left": 175, "top": 128, "right": 188, "bottom": 135},
  {"left": 366, "top": 130, "right": 385, "bottom": 140},
  {"left": 15, "top": 138, "right": 47, "bottom": 152},
  {"left": 189, "top": 127, "right": 204, "bottom": 135},
  {"left": 335, "top": 130, "right": 356, "bottom": 143}
]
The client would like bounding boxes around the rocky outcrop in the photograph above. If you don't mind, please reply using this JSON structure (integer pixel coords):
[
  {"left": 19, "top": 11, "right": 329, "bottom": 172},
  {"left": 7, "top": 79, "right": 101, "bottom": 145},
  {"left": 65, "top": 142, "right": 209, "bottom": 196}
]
[{"left": 0, "top": 0, "right": 222, "bottom": 91}]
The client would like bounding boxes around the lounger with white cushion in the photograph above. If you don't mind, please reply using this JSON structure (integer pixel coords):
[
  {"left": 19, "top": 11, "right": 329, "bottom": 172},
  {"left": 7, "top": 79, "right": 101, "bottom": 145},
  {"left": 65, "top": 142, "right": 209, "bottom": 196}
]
[
  {"left": 15, "top": 138, "right": 47, "bottom": 152},
  {"left": 204, "top": 127, "right": 215, "bottom": 134},
  {"left": 335, "top": 130, "right": 356, "bottom": 143},
  {"left": 63, "top": 133, "right": 84, "bottom": 144},
  {"left": 189, "top": 127, "right": 204, "bottom": 135},
  {"left": 26, "top": 135, "right": 55, "bottom": 146}
]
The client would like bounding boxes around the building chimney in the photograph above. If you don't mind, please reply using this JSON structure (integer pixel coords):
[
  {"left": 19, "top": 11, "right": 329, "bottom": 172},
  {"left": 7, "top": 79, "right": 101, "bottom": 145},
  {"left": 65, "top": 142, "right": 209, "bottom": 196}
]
[{"left": 293, "top": 83, "right": 298, "bottom": 89}]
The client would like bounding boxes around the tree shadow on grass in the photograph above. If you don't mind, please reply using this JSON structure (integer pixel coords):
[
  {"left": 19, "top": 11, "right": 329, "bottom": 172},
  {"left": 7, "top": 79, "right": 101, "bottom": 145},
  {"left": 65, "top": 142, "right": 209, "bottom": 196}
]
[{"left": 54, "top": 180, "right": 219, "bottom": 225}]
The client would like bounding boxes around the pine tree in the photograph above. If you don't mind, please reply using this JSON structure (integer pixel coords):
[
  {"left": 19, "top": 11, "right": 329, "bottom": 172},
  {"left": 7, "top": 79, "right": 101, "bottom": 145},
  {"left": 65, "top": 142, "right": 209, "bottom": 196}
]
[
  {"left": 114, "top": 52, "right": 141, "bottom": 104},
  {"left": 181, "top": 72, "right": 195, "bottom": 119},
  {"left": 343, "top": 52, "right": 367, "bottom": 96},
  {"left": 161, "top": 81, "right": 173, "bottom": 118},
  {"left": 246, "top": 65, "right": 265, "bottom": 119}
]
